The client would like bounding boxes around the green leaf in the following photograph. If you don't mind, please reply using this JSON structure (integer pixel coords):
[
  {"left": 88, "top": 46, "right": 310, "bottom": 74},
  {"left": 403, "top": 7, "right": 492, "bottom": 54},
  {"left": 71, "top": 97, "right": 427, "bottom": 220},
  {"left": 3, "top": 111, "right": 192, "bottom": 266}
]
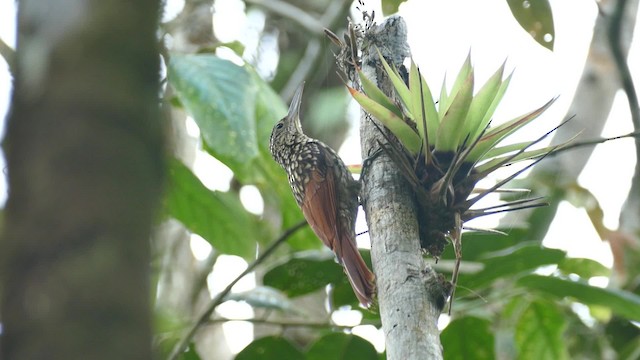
[
  {"left": 517, "top": 275, "right": 640, "bottom": 321},
  {"left": 438, "top": 54, "right": 473, "bottom": 118},
  {"left": 236, "top": 336, "right": 304, "bottom": 360},
  {"left": 248, "top": 67, "right": 288, "bottom": 156},
  {"left": 165, "top": 159, "right": 257, "bottom": 259},
  {"left": 381, "top": 0, "right": 408, "bottom": 16},
  {"left": 474, "top": 145, "right": 558, "bottom": 174},
  {"left": 457, "top": 244, "right": 565, "bottom": 293},
  {"left": 348, "top": 86, "right": 421, "bottom": 154},
  {"left": 507, "top": 0, "right": 555, "bottom": 51},
  {"left": 441, "top": 316, "right": 495, "bottom": 360},
  {"left": 168, "top": 54, "right": 259, "bottom": 182},
  {"left": 515, "top": 300, "right": 568, "bottom": 360},
  {"left": 263, "top": 254, "right": 345, "bottom": 297},
  {"left": 469, "top": 97, "right": 557, "bottom": 161},
  {"left": 378, "top": 51, "right": 412, "bottom": 109},
  {"left": 436, "top": 69, "right": 474, "bottom": 151},
  {"left": 557, "top": 258, "right": 610, "bottom": 278},
  {"left": 307, "top": 333, "right": 377, "bottom": 360},
  {"left": 466, "top": 62, "right": 506, "bottom": 143},
  {"left": 358, "top": 69, "right": 403, "bottom": 119},
  {"left": 180, "top": 344, "right": 202, "bottom": 360},
  {"left": 409, "top": 61, "right": 439, "bottom": 147}
]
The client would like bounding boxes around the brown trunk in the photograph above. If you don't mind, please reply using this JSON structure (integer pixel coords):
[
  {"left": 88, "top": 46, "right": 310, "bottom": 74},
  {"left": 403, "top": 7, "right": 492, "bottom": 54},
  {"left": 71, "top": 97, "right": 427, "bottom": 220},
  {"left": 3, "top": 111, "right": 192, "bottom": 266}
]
[{"left": 1, "top": 1, "right": 164, "bottom": 359}]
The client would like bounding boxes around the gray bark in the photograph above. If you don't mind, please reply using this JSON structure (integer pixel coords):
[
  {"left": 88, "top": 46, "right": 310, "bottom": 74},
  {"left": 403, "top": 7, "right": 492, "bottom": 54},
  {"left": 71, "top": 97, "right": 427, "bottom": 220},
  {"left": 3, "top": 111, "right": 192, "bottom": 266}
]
[
  {"left": 1, "top": 1, "right": 164, "bottom": 359},
  {"left": 357, "top": 16, "right": 444, "bottom": 360}
]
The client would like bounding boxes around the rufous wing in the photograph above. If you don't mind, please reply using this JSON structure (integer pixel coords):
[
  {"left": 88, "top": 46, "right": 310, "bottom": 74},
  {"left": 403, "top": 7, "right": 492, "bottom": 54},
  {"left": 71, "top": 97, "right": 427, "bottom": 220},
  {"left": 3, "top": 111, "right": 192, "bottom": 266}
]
[{"left": 300, "top": 150, "right": 375, "bottom": 306}]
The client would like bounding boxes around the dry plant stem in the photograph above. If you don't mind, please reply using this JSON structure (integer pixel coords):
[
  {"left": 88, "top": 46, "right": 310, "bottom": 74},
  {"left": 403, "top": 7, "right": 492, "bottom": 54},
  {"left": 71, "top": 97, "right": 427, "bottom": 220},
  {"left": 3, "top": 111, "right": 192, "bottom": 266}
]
[
  {"left": 358, "top": 16, "right": 444, "bottom": 360},
  {"left": 168, "top": 220, "right": 307, "bottom": 360}
]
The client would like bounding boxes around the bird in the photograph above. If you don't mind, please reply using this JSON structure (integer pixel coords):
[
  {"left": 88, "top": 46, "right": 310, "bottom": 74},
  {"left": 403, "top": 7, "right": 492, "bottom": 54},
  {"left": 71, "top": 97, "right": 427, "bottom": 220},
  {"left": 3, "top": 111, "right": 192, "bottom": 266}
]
[{"left": 269, "top": 83, "right": 376, "bottom": 307}]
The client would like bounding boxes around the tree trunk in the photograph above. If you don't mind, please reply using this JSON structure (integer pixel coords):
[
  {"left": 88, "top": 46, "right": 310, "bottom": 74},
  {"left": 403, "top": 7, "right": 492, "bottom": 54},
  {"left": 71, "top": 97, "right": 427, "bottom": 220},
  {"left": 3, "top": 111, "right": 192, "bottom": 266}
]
[
  {"left": 357, "top": 16, "right": 444, "bottom": 360},
  {"left": 1, "top": 1, "right": 164, "bottom": 359}
]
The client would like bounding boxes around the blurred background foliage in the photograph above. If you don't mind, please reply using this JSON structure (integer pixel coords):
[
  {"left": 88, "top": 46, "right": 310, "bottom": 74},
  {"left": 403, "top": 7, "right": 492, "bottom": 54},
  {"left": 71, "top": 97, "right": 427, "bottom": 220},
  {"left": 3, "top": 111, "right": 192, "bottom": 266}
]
[{"left": 156, "top": 0, "right": 640, "bottom": 359}]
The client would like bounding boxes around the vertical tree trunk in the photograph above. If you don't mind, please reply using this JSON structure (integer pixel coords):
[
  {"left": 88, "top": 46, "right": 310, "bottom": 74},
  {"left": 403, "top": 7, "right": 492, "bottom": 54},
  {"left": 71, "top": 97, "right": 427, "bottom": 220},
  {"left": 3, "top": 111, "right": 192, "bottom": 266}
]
[
  {"left": 1, "top": 1, "right": 164, "bottom": 359},
  {"left": 357, "top": 16, "right": 445, "bottom": 360}
]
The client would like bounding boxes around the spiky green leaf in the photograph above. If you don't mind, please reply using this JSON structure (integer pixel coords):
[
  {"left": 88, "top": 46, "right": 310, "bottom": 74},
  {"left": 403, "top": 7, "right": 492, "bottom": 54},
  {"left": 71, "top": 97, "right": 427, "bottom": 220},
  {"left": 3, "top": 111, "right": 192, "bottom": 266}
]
[
  {"left": 439, "top": 54, "right": 473, "bottom": 118},
  {"left": 409, "top": 61, "right": 439, "bottom": 148},
  {"left": 378, "top": 50, "right": 412, "bottom": 108},
  {"left": 348, "top": 86, "right": 421, "bottom": 154},
  {"left": 466, "top": 62, "right": 506, "bottom": 141},
  {"left": 436, "top": 70, "right": 474, "bottom": 151},
  {"left": 358, "top": 69, "right": 403, "bottom": 118},
  {"left": 468, "top": 97, "right": 557, "bottom": 160}
]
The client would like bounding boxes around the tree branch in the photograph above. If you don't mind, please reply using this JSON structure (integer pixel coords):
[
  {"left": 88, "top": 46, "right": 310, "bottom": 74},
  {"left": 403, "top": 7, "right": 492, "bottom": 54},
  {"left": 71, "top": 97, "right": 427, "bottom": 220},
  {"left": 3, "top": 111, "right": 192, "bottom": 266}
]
[
  {"left": 168, "top": 220, "right": 307, "bottom": 360},
  {"left": 355, "top": 16, "right": 445, "bottom": 360},
  {"left": 206, "top": 316, "right": 382, "bottom": 330}
]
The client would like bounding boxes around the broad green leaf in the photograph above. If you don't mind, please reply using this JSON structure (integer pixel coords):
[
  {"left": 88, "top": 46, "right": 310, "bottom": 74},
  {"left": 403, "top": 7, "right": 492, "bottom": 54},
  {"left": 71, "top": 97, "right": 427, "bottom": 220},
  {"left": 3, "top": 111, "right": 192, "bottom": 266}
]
[
  {"left": 557, "top": 258, "right": 610, "bottom": 278},
  {"left": 165, "top": 159, "right": 257, "bottom": 259},
  {"left": 249, "top": 67, "right": 288, "bottom": 156},
  {"left": 307, "top": 333, "right": 377, "bottom": 360},
  {"left": 507, "top": 0, "right": 555, "bottom": 51},
  {"left": 441, "top": 316, "right": 495, "bottom": 360},
  {"left": 381, "top": 0, "right": 408, "bottom": 16},
  {"left": 236, "top": 336, "right": 304, "bottom": 360},
  {"left": 348, "top": 86, "right": 421, "bottom": 154},
  {"left": 466, "top": 62, "right": 506, "bottom": 142},
  {"left": 515, "top": 300, "right": 568, "bottom": 360},
  {"left": 457, "top": 243, "right": 565, "bottom": 292},
  {"left": 263, "top": 254, "right": 345, "bottom": 297},
  {"left": 168, "top": 54, "right": 259, "bottom": 181},
  {"left": 436, "top": 70, "right": 474, "bottom": 151},
  {"left": 517, "top": 275, "right": 640, "bottom": 321},
  {"left": 181, "top": 344, "right": 202, "bottom": 360},
  {"left": 358, "top": 69, "right": 403, "bottom": 118}
]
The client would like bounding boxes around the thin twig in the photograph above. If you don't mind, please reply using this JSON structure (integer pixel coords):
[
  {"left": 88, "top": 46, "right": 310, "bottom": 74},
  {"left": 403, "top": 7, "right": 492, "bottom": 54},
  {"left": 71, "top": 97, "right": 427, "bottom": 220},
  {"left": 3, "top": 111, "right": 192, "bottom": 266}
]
[
  {"left": 0, "top": 36, "right": 15, "bottom": 76},
  {"left": 206, "top": 316, "right": 381, "bottom": 330},
  {"left": 167, "top": 220, "right": 307, "bottom": 360},
  {"left": 245, "top": 0, "right": 326, "bottom": 34},
  {"left": 550, "top": 130, "right": 640, "bottom": 154}
]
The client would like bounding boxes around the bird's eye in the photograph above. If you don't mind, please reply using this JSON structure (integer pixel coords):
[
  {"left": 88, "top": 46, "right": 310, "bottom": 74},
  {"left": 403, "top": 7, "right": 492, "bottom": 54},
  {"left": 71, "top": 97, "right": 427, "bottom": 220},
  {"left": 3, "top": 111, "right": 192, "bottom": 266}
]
[{"left": 276, "top": 122, "right": 284, "bottom": 129}]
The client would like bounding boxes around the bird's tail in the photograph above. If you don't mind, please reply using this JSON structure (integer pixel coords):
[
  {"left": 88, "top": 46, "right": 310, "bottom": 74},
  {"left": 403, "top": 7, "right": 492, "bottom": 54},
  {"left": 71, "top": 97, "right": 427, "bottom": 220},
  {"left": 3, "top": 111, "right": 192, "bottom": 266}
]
[{"left": 341, "top": 239, "right": 376, "bottom": 307}]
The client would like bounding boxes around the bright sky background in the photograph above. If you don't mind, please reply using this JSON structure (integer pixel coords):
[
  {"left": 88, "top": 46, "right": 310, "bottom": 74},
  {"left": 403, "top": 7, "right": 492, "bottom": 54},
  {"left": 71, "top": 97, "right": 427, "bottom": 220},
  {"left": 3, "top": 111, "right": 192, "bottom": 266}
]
[{"left": 0, "top": 0, "right": 638, "bottom": 355}]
